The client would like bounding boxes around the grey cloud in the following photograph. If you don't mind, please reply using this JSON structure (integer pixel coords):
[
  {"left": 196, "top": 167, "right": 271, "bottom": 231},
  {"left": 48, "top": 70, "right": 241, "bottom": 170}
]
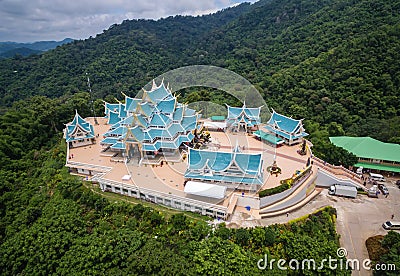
[{"left": 0, "top": 0, "right": 249, "bottom": 42}]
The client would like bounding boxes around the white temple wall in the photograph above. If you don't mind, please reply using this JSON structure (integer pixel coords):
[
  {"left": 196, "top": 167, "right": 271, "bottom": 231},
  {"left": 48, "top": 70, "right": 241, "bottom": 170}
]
[{"left": 77, "top": 168, "right": 91, "bottom": 175}]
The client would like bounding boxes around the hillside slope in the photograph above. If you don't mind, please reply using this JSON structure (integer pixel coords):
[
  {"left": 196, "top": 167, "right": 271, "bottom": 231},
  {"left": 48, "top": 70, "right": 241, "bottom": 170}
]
[{"left": 0, "top": 0, "right": 399, "bottom": 142}]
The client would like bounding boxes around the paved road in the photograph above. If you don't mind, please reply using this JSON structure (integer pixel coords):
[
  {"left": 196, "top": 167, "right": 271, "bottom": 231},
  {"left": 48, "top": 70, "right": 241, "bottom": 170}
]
[{"left": 255, "top": 178, "right": 400, "bottom": 276}]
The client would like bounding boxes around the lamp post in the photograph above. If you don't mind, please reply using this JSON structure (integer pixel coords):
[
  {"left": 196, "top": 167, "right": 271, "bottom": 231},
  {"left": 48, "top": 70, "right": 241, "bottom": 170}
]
[
  {"left": 86, "top": 73, "right": 98, "bottom": 125},
  {"left": 273, "top": 119, "right": 278, "bottom": 164}
]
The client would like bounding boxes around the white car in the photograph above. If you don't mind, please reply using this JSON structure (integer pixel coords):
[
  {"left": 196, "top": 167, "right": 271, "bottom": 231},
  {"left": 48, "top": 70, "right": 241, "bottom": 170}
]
[{"left": 382, "top": 221, "right": 400, "bottom": 230}]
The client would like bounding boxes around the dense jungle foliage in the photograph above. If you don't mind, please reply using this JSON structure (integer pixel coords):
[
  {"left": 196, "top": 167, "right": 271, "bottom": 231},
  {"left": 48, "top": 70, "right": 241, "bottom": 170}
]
[{"left": 366, "top": 231, "right": 400, "bottom": 275}]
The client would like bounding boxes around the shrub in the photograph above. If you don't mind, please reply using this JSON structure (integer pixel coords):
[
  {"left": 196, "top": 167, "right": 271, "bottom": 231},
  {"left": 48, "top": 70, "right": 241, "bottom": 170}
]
[{"left": 259, "top": 183, "right": 290, "bottom": 197}]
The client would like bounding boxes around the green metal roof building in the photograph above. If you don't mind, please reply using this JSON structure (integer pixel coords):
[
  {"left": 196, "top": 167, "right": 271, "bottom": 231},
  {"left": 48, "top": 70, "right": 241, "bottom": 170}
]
[{"left": 329, "top": 136, "right": 400, "bottom": 173}]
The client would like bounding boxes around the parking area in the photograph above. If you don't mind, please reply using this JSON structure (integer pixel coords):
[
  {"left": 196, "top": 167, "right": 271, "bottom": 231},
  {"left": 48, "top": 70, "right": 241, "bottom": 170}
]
[{"left": 258, "top": 177, "right": 400, "bottom": 275}]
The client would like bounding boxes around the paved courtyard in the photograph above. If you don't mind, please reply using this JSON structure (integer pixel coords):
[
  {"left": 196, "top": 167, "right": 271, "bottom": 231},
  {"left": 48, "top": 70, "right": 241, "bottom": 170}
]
[{"left": 69, "top": 118, "right": 311, "bottom": 208}]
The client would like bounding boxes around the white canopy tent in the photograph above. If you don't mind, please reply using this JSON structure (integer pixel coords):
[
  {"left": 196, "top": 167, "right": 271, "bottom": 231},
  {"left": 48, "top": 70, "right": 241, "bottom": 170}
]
[{"left": 184, "top": 181, "right": 227, "bottom": 199}]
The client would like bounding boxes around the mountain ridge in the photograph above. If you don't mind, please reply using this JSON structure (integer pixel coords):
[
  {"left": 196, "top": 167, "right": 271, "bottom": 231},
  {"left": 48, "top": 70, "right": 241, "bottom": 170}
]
[
  {"left": 0, "top": 0, "right": 399, "bottom": 143},
  {"left": 0, "top": 38, "right": 74, "bottom": 58}
]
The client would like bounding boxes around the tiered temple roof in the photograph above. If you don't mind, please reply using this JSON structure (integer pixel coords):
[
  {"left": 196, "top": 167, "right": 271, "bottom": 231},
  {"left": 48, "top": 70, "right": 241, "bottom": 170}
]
[
  {"left": 226, "top": 103, "right": 262, "bottom": 130},
  {"left": 264, "top": 109, "right": 308, "bottom": 145},
  {"left": 102, "top": 80, "right": 199, "bottom": 154},
  {"left": 185, "top": 148, "right": 263, "bottom": 185},
  {"left": 64, "top": 111, "right": 95, "bottom": 146}
]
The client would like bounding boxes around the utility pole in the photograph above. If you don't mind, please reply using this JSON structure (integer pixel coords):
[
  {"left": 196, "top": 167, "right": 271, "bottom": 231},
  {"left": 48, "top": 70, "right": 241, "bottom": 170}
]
[{"left": 86, "top": 73, "right": 98, "bottom": 125}]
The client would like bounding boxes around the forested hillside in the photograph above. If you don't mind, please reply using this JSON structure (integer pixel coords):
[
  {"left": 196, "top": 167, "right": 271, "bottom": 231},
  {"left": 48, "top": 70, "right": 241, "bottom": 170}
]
[{"left": 0, "top": 0, "right": 398, "bottom": 147}]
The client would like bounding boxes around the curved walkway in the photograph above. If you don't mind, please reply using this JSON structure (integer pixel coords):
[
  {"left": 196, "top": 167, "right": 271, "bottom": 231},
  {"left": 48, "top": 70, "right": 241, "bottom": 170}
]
[
  {"left": 315, "top": 168, "right": 368, "bottom": 191},
  {"left": 312, "top": 156, "right": 362, "bottom": 184},
  {"left": 260, "top": 188, "right": 322, "bottom": 218},
  {"left": 258, "top": 164, "right": 365, "bottom": 218},
  {"left": 259, "top": 167, "right": 317, "bottom": 216}
]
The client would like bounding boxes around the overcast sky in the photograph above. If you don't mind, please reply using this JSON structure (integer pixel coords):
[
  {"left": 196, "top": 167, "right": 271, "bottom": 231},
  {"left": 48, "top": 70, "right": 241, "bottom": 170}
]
[{"left": 0, "top": 0, "right": 255, "bottom": 43}]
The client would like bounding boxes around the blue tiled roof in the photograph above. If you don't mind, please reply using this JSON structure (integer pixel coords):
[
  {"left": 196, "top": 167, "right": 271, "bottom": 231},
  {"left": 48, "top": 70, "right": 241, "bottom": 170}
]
[
  {"left": 128, "top": 124, "right": 189, "bottom": 145},
  {"left": 138, "top": 102, "right": 154, "bottom": 117},
  {"left": 264, "top": 125, "right": 308, "bottom": 139},
  {"left": 111, "top": 141, "right": 125, "bottom": 150},
  {"left": 138, "top": 129, "right": 192, "bottom": 151},
  {"left": 65, "top": 111, "right": 96, "bottom": 142},
  {"left": 264, "top": 125, "right": 291, "bottom": 139},
  {"left": 108, "top": 111, "right": 120, "bottom": 125},
  {"left": 187, "top": 148, "right": 262, "bottom": 176},
  {"left": 142, "top": 142, "right": 160, "bottom": 152},
  {"left": 227, "top": 115, "right": 258, "bottom": 127},
  {"left": 164, "top": 123, "right": 185, "bottom": 138},
  {"left": 157, "top": 98, "right": 176, "bottom": 114},
  {"left": 159, "top": 140, "right": 177, "bottom": 149},
  {"left": 228, "top": 106, "right": 241, "bottom": 118},
  {"left": 70, "top": 112, "right": 88, "bottom": 128},
  {"left": 184, "top": 172, "right": 263, "bottom": 185},
  {"left": 145, "top": 82, "right": 171, "bottom": 103},
  {"left": 110, "top": 122, "right": 121, "bottom": 130},
  {"left": 173, "top": 106, "right": 184, "bottom": 121},
  {"left": 253, "top": 130, "right": 284, "bottom": 145},
  {"left": 235, "top": 153, "right": 263, "bottom": 175},
  {"left": 150, "top": 113, "right": 172, "bottom": 127},
  {"left": 227, "top": 105, "right": 261, "bottom": 120},
  {"left": 182, "top": 115, "right": 197, "bottom": 130},
  {"left": 147, "top": 128, "right": 164, "bottom": 140},
  {"left": 267, "top": 110, "right": 301, "bottom": 134},
  {"left": 186, "top": 132, "right": 194, "bottom": 142},
  {"left": 226, "top": 105, "right": 261, "bottom": 128},
  {"left": 100, "top": 137, "right": 119, "bottom": 145},
  {"left": 118, "top": 103, "right": 127, "bottom": 119},
  {"left": 245, "top": 107, "right": 261, "bottom": 118},
  {"left": 184, "top": 107, "right": 196, "bottom": 116},
  {"left": 104, "top": 126, "right": 127, "bottom": 137},
  {"left": 66, "top": 122, "right": 92, "bottom": 138},
  {"left": 119, "top": 115, "right": 134, "bottom": 126},
  {"left": 102, "top": 80, "right": 198, "bottom": 155},
  {"left": 125, "top": 96, "right": 141, "bottom": 112},
  {"left": 105, "top": 103, "right": 119, "bottom": 115},
  {"left": 134, "top": 114, "right": 148, "bottom": 128},
  {"left": 129, "top": 126, "right": 145, "bottom": 142}
]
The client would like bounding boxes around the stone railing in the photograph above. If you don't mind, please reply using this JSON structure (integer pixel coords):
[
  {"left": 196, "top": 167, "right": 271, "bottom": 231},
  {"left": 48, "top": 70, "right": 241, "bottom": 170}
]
[
  {"left": 311, "top": 156, "right": 362, "bottom": 183},
  {"left": 66, "top": 160, "right": 112, "bottom": 172}
]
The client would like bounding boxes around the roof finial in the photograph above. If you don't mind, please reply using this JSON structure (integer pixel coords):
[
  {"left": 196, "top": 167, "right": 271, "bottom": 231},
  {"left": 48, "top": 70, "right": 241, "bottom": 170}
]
[{"left": 152, "top": 79, "right": 157, "bottom": 90}]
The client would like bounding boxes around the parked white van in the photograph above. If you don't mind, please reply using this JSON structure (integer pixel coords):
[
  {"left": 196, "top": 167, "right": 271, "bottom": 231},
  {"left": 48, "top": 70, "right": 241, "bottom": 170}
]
[
  {"left": 382, "top": 221, "right": 400, "bottom": 230},
  {"left": 369, "top": 173, "right": 385, "bottom": 182}
]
